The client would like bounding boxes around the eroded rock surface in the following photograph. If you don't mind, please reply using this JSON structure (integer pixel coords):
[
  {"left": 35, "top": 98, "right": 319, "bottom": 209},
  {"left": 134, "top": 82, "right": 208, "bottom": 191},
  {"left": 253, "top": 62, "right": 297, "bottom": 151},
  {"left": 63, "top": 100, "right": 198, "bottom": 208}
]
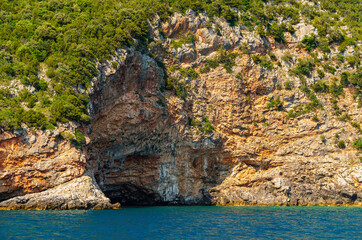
[
  {"left": 0, "top": 176, "right": 117, "bottom": 210},
  {"left": 0, "top": 125, "right": 85, "bottom": 202},
  {"left": 87, "top": 49, "right": 232, "bottom": 205},
  {"left": 0, "top": 11, "right": 361, "bottom": 208}
]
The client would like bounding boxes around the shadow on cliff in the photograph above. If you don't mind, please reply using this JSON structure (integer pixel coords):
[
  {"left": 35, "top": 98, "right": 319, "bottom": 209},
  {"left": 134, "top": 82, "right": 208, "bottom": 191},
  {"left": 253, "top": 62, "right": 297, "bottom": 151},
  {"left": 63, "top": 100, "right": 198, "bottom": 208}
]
[{"left": 85, "top": 49, "right": 233, "bottom": 206}]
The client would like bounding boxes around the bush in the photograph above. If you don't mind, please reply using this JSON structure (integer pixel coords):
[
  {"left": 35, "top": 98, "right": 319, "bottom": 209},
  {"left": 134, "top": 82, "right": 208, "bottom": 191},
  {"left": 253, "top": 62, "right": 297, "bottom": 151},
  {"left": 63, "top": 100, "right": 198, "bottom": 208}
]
[
  {"left": 235, "top": 73, "right": 242, "bottom": 80},
  {"left": 260, "top": 58, "right": 274, "bottom": 70},
  {"left": 330, "top": 82, "right": 343, "bottom": 98},
  {"left": 328, "top": 29, "right": 345, "bottom": 44},
  {"left": 22, "top": 110, "right": 48, "bottom": 129},
  {"left": 312, "top": 115, "right": 319, "bottom": 122},
  {"left": 253, "top": 55, "right": 273, "bottom": 70},
  {"left": 317, "top": 69, "right": 325, "bottom": 79},
  {"left": 284, "top": 80, "right": 293, "bottom": 90},
  {"left": 318, "top": 39, "right": 331, "bottom": 53},
  {"left": 302, "top": 34, "right": 318, "bottom": 51},
  {"left": 171, "top": 32, "right": 197, "bottom": 49},
  {"left": 305, "top": 93, "right": 323, "bottom": 111},
  {"left": 352, "top": 138, "right": 362, "bottom": 151},
  {"left": 324, "top": 65, "right": 336, "bottom": 74},
  {"left": 189, "top": 117, "right": 214, "bottom": 134},
  {"left": 202, "top": 47, "right": 237, "bottom": 73},
  {"left": 340, "top": 72, "right": 350, "bottom": 87},
  {"left": 217, "top": 47, "right": 238, "bottom": 73},
  {"left": 267, "top": 96, "right": 284, "bottom": 111},
  {"left": 311, "top": 81, "right": 329, "bottom": 93},
  {"left": 267, "top": 22, "right": 286, "bottom": 43},
  {"left": 73, "top": 129, "right": 86, "bottom": 149},
  {"left": 337, "top": 140, "right": 346, "bottom": 149},
  {"left": 175, "top": 67, "right": 199, "bottom": 80},
  {"left": 351, "top": 122, "right": 361, "bottom": 130},
  {"left": 50, "top": 90, "right": 90, "bottom": 123},
  {"left": 294, "top": 58, "right": 315, "bottom": 77}
]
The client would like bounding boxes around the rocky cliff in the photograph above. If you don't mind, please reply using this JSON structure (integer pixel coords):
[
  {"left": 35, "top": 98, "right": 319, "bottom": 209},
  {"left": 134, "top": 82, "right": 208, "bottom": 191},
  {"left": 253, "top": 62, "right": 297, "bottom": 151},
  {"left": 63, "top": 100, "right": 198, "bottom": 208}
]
[{"left": 0, "top": 10, "right": 361, "bottom": 209}]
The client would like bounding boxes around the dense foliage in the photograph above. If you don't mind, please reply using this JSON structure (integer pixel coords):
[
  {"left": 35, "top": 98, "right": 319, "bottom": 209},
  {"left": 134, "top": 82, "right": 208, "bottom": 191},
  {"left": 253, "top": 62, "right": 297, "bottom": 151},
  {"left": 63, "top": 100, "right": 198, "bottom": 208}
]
[{"left": 0, "top": 0, "right": 361, "bottom": 130}]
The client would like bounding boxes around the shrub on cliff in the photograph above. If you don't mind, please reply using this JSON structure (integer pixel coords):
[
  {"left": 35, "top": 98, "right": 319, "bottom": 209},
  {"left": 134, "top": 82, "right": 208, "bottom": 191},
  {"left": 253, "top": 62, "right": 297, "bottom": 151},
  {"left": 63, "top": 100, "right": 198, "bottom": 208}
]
[
  {"left": 293, "top": 58, "right": 315, "bottom": 77},
  {"left": 267, "top": 96, "right": 284, "bottom": 111},
  {"left": 353, "top": 138, "right": 362, "bottom": 151},
  {"left": 0, "top": 0, "right": 360, "bottom": 131},
  {"left": 337, "top": 140, "right": 346, "bottom": 149},
  {"left": 267, "top": 22, "right": 286, "bottom": 43},
  {"left": 171, "top": 33, "right": 197, "bottom": 49},
  {"left": 189, "top": 117, "right": 214, "bottom": 134},
  {"left": 252, "top": 55, "right": 273, "bottom": 70},
  {"left": 302, "top": 34, "right": 319, "bottom": 51},
  {"left": 50, "top": 90, "right": 90, "bottom": 123},
  {"left": 311, "top": 81, "right": 329, "bottom": 93},
  {"left": 22, "top": 110, "right": 48, "bottom": 129},
  {"left": 284, "top": 80, "right": 293, "bottom": 90},
  {"left": 201, "top": 47, "right": 237, "bottom": 73}
]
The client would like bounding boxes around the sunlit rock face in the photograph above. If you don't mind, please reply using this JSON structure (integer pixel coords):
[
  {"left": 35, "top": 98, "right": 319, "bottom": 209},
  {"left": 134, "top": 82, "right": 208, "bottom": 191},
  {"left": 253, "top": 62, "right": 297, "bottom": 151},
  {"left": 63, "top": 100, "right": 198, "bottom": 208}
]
[
  {"left": 85, "top": 12, "right": 361, "bottom": 206},
  {"left": 86, "top": 49, "right": 232, "bottom": 205},
  {"left": 0, "top": 176, "right": 117, "bottom": 210},
  {"left": 0, "top": 127, "right": 85, "bottom": 202},
  {"left": 1, "top": 11, "right": 361, "bottom": 208}
]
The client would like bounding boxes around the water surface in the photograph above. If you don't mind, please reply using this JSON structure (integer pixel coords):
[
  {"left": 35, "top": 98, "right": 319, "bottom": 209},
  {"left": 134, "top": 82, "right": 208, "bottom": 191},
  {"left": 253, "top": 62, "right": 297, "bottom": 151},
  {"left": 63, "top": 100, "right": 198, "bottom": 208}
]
[{"left": 1, "top": 206, "right": 361, "bottom": 239}]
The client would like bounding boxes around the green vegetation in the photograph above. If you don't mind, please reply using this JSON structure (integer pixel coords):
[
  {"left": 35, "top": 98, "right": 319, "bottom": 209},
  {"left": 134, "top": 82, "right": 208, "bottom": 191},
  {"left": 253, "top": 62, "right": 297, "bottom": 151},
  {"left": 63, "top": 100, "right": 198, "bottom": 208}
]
[
  {"left": 201, "top": 47, "right": 238, "bottom": 73},
  {"left": 252, "top": 55, "right": 273, "bottom": 70},
  {"left": 171, "top": 32, "right": 197, "bottom": 49},
  {"left": 166, "top": 66, "right": 199, "bottom": 100},
  {"left": 351, "top": 122, "right": 361, "bottom": 132},
  {"left": 170, "top": 66, "right": 199, "bottom": 80},
  {"left": 189, "top": 116, "right": 214, "bottom": 134},
  {"left": 311, "top": 81, "right": 329, "bottom": 93},
  {"left": 235, "top": 73, "right": 243, "bottom": 81},
  {"left": 267, "top": 96, "right": 283, "bottom": 111},
  {"left": 0, "top": 0, "right": 361, "bottom": 131},
  {"left": 284, "top": 80, "right": 293, "bottom": 90},
  {"left": 293, "top": 58, "right": 315, "bottom": 77},
  {"left": 302, "top": 34, "right": 318, "bottom": 51},
  {"left": 337, "top": 140, "right": 346, "bottom": 149},
  {"left": 60, "top": 129, "right": 85, "bottom": 149},
  {"left": 0, "top": 0, "right": 160, "bottom": 129},
  {"left": 317, "top": 69, "right": 325, "bottom": 79},
  {"left": 348, "top": 67, "right": 362, "bottom": 107},
  {"left": 312, "top": 115, "right": 319, "bottom": 122},
  {"left": 352, "top": 138, "right": 362, "bottom": 151},
  {"left": 286, "top": 93, "right": 323, "bottom": 120},
  {"left": 165, "top": 76, "right": 188, "bottom": 100}
]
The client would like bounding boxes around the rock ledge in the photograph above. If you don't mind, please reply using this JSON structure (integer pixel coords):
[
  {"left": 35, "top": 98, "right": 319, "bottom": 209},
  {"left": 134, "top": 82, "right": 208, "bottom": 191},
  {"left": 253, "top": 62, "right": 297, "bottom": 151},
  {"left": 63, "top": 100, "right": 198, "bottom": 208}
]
[{"left": 0, "top": 176, "right": 119, "bottom": 210}]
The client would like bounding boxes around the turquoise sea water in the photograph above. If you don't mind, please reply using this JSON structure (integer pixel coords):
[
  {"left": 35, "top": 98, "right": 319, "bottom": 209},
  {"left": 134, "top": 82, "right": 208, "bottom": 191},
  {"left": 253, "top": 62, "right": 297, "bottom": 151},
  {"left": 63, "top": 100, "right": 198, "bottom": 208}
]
[{"left": 1, "top": 206, "right": 361, "bottom": 240}]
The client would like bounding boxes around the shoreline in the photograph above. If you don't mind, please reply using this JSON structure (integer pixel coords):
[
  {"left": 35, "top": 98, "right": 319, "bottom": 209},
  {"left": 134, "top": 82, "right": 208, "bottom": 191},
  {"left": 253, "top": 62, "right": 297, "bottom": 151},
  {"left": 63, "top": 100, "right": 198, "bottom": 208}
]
[{"left": 1, "top": 202, "right": 361, "bottom": 211}]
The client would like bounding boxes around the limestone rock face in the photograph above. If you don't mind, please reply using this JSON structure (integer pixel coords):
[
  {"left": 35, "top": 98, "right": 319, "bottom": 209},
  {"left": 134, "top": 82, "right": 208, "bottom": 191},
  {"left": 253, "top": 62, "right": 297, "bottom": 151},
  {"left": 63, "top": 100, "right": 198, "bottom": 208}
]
[
  {"left": 0, "top": 126, "right": 85, "bottom": 202},
  {"left": 0, "top": 11, "right": 361, "bottom": 208},
  {"left": 211, "top": 159, "right": 362, "bottom": 206},
  {"left": 86, "top": 49, "right": 232, "bottom": 205},
  {"left": 0, "top": 176, "right": 117, "bottom": 210}
]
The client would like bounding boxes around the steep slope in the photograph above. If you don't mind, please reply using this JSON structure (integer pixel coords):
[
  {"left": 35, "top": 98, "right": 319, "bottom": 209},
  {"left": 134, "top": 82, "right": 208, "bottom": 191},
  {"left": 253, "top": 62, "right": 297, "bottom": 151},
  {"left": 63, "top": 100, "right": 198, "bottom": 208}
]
[
  {"left": 0, "top": 3, "right": 361, "bottom": 208},
  {"left": 83, "top": 11, "right": 361, "bottom": 206}
]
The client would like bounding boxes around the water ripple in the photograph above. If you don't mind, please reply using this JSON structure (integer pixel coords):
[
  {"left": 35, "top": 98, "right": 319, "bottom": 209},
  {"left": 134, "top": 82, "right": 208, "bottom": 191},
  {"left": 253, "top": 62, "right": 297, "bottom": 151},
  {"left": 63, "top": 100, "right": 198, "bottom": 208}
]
[{"left": 1, "top": 206, "right": 361, "bottom": 240}]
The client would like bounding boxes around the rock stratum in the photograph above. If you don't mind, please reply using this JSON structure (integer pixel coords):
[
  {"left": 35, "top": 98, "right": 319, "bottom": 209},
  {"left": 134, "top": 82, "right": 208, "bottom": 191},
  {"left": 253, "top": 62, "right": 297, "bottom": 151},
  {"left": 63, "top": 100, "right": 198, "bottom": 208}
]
[
  {"left": 0, "top": 176, "right": 119, "bottom": 210},
  {"left": 0, "top": 10, "right": 361, "bottom": 209}
]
